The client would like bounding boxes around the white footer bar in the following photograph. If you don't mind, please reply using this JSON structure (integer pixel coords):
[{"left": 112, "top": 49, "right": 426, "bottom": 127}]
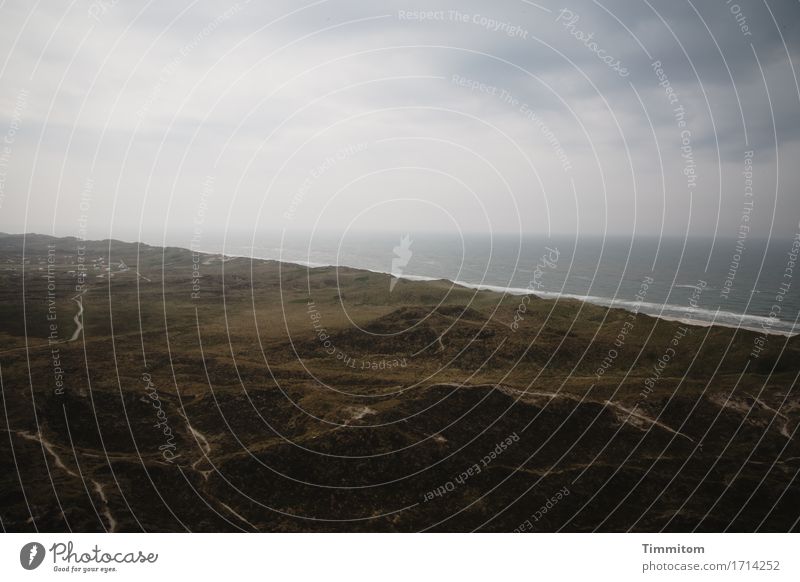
[{"left": 1, "top": 533, "right": 795, "bottom": 581}]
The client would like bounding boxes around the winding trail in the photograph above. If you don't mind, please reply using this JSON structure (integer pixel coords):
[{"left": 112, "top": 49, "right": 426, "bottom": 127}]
[
  {"left": 18, "top": 430, "right": 79, "bottom": 478},
  {"left": 91, "top": 479, "right": 118, "bottom": 532},
  {"left": 0, "top": 294, "right": 84, "bottom": 354},
  {"left": 712, "top": 393, "right": 795, "bottom": 440},
  {"left": 746, "top": 393, "right": 794, "bottom": 440},
  {"left": 179, "top": 413, "right": 213, "bottom": 480},
  {"left": 605, "top": 401, "right": 696, "bottom": 443},
  {"left": 219, "top": 501, "right": 257, "bottom": 530},
  {"left": 15, "top": 430, "right": 118, "bottom": 531},
  {"left": 68, "top": 293, "right": 84, "bottom": 342}
]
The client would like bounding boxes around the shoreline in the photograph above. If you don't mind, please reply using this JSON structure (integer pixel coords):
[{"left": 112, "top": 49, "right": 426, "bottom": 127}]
[
  {"left": 204, "top": 248, "right": 798, "bottom": 339},
  {"left": 2, "top": 232, "right": 794, "bottom": 339}
]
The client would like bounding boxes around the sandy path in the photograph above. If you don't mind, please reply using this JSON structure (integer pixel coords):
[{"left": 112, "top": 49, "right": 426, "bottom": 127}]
[
  {"left": 68, "top": 294, "right": 84, "bottom": 342},
  {"left": 18, "top": 430, "right": 79, "bottom": 477},
  {"left": 91, "top": 479, "right": 118, "bottom": 532}
]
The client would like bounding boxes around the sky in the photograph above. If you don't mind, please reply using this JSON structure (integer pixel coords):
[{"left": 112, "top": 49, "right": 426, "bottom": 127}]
[{"left": 0, "top": 0, "right": 798, "bottom": 247}]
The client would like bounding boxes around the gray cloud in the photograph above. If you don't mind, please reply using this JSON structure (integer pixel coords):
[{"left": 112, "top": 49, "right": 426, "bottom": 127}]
[{"left": 0, "top": 0, "right": 798, "bottom": 242}]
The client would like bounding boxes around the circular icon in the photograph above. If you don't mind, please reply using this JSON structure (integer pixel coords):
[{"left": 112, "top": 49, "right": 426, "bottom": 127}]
[{"left": 19, "top": 542, "right": 45, "bottom": 570}]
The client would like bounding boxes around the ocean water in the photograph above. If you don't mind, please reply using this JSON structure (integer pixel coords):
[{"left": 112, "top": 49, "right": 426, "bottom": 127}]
[{"left": 185, "top": 231, "right": 800, "bottom": 337}]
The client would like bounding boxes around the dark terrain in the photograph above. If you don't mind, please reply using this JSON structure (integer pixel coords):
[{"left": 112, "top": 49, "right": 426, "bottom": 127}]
[{"left": 1, "top": 232, "right": 799, "bottom": 532}]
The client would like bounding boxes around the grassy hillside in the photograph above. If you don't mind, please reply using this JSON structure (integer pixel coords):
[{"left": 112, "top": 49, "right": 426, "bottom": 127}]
[{"left": 1, "top": 233, "right": 798, "bottom": 531}]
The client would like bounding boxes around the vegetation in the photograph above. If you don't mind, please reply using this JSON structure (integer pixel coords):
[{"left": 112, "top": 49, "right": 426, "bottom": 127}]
[{"left": 1, "top": 233, "right": 798, "bottom": 531}]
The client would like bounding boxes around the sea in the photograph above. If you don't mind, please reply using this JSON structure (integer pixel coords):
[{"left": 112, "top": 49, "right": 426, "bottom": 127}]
[{"left": 174, "top": 230, "right": 800, "bottom": 337}]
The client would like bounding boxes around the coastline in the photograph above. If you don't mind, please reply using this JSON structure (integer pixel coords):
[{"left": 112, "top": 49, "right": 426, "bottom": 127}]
[
  {"left": 2, "top": 231, "right": 799, "bottom": 534},
  {"left": 2, "top": 231, "right": 794, "bottom": 338},
  {"left": 209, "top": 247, "right": 798, "bottom": 339}
]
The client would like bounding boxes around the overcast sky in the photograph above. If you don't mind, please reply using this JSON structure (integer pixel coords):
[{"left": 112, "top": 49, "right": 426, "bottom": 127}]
[{"left": 0, "top": 0, "right": 798, "bottom": 246}]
